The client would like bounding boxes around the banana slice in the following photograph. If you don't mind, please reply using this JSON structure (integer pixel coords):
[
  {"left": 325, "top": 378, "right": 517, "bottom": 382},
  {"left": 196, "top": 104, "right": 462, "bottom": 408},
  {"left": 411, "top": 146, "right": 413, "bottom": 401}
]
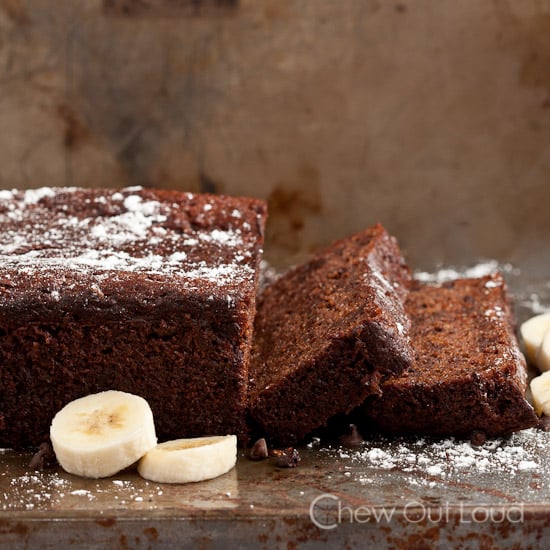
[
  {"left": 50, "top": 390, "right": 157, "bottom": 478},
  {"left": 530, "top": 371, "right": 550, "bottom": 416},
  {"left": 520, "top": 313, "right": 550, "bottom": 367},
  {"left": 138, "top": 435, "right": 237, "bottom": 484},
  {"left": 536, "top": 329, "right": 550, "bottom": 372}
]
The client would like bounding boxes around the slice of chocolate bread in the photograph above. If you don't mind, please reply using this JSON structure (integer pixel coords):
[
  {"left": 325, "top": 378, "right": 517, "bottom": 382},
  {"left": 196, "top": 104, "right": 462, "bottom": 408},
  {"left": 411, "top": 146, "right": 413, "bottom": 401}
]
[
  {"left": 357, "top": 274, "right": 538, "bottom": 437},
  {"left": 0, "top": 187, "right": 267, "bottom": 448},
  {"left": 248, "top": 224, "right": 413, "bottom": 445}
]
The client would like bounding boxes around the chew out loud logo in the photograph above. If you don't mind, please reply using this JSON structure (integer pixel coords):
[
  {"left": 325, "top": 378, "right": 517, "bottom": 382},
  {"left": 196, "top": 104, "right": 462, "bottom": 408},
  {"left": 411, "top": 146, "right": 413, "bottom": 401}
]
[{"left": 309, "top": 494, "right": 524, "bottom": 529}]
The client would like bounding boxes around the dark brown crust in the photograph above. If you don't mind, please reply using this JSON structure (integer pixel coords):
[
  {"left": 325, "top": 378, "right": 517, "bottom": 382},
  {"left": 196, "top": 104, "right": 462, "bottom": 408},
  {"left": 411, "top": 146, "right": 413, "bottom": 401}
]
[
  {"left": 248, "top": 224, "right": 413, "bottom": 445},
  {"left": 357, "top": 274, "right": 538, "bottom": 437},
  {"left": 0, "top": 187, "right": 267, "bottom": 448}
]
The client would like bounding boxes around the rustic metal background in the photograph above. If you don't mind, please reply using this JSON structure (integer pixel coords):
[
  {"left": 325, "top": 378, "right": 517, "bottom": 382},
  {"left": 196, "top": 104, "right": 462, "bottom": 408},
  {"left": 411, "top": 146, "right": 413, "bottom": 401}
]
[{"left": 0, "top": 0, "right": 549, "bottom": 271}]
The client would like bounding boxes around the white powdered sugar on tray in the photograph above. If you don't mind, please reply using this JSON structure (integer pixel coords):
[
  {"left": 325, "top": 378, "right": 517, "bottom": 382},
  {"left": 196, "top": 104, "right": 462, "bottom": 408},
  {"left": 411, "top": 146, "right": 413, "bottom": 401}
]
[
  {"left": 355, "top": 433, "right": 541, "bottom": 476},
  {"left": 519, "top": 292, "right": 550, "bottom": 315},
  {"left": 321, "top": 428, "right": 549, "bottom": 487},
  {"left": 2, "top": 471, "right": 71, "bottom": 510},
  {"left": 1, "top": 467, "right": 167, "bottom": 511},
  {"left": 0, "top": 187, "right": 258, "bottom": 287}
]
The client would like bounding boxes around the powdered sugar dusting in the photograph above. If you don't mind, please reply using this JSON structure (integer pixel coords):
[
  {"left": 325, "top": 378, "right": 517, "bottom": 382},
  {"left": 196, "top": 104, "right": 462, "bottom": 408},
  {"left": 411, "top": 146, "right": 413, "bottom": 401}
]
[
  {"left": 322, "top": 428, "right": 549, "bottom": 486},
  {"left": 0, "top": 190, "right": 14, "bottom": 200},
  {"left": 200, "top": 229, "right": 243, "bottom": 248},
  {"left": 484, "top": 305, "right": 506, "bottom": 320},
  {"left": 0, "top": 187, "right": 260, "bottom": 289},
  {"left": 88, "top": 200, "right": 167, "bottom": 246},
  {"left": 1, "top": 468, "right": 174, "bottom": 511},
  {"left": 23, "top": 187, "right": 58, "bottom": 205},
  {"left": 520, "top": 292, "right": 550, "bottom": 315}
]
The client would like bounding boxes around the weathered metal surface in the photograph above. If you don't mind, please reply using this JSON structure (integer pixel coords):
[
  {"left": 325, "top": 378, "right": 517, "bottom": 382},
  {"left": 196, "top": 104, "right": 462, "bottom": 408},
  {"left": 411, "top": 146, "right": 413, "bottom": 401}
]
[
  {"left": 0, "top": 431, "right": 549, "bottom": 548},
  {"left": 103, "top": 0, "right": 238, "bottom": 18}
]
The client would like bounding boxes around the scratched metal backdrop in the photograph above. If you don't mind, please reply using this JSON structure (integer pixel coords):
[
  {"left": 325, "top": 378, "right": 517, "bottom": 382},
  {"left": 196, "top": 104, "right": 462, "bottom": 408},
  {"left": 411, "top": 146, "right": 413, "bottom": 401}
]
[{"left": 0, "top": 0, "right": 549, "bottom": 273}]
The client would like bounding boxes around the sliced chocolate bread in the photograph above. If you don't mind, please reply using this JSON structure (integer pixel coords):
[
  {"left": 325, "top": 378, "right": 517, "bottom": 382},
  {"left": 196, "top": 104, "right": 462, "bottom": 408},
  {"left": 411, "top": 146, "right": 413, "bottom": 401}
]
[
  {"left": 248, "top": 224, "right": 413, "bottom": 445},
  {"left": 357, "top": 274, "right": 538, "bottom": 438}
]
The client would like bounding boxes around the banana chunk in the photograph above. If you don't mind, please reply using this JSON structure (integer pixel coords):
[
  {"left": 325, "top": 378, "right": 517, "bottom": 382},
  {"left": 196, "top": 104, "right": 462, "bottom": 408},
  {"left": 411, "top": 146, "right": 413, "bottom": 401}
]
[
  {"left": 530, "top": 371, "right": 550, "bottom": 416},
  {"left": 50, "top": 390, "right": 157, "bottom": 478},
  {"left": 536, "top": 329, "right": 550, "bottom": 372},
  {"left": 138, "top": 435, "right": 237, "bottom": 484},
  {"left": 520, "top": 313, "right": 550, "bottom": 368}
]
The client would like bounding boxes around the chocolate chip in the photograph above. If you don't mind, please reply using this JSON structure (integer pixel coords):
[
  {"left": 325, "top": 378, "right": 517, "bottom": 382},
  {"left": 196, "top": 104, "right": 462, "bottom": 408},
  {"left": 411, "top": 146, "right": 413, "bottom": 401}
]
[
  {"left": 274, "top": 447, "right": 301, "bottom": 468},
  {"left": 28, "top": 441, "right": 57, "bottom": 470},
  {"left": 248, "top": 438, "right": 269, "bottom": 461},
  {"left": 338, "top": 424, "right": 364, "bottom": 448},
  {"left": 537, "top": 415, "right": 550, "bottom": 432},
  {"left": 470, "top": 430, "right": 487, "bottom": 446}
]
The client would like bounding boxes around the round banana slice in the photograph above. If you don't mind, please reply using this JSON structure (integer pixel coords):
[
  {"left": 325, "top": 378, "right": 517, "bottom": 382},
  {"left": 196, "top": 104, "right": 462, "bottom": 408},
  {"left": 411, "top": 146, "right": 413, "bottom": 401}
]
[
  {"left": 520, "top": 313, "right": 550, "bottom": 367},
  {"left": 138, "top": 435, "right": 237, "bottom": 484},
  {"left": 530, "top": 371, "right": 550, "bottom": 416},
  {"left": 536, "top": 329, "right": 550, "bottom": 372},
  {"left": 50, "top": 390, "right": 157, "bottom": 478}
]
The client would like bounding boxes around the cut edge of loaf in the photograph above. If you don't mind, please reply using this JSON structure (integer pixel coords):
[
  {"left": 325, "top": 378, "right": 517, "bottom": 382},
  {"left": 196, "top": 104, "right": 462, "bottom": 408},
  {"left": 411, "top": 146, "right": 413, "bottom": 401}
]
[
  {"left": 248, "top": 223, "right": 413, "bottom": 445},
  {"left": 356, "top": 273, "right": 538, "bottom": 438}
]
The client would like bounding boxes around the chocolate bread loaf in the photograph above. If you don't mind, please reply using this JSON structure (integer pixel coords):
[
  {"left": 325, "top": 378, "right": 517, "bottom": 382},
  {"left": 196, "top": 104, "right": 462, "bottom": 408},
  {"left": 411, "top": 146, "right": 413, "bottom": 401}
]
[
  {"left": 248, "top": 224, "right": 413, "bottom": 445},
  {"left": 0, "top": 187, "right": 267, "bottom": 448},
  {"left": 357, "top": 274, "right": 538, "bottom": 437}
]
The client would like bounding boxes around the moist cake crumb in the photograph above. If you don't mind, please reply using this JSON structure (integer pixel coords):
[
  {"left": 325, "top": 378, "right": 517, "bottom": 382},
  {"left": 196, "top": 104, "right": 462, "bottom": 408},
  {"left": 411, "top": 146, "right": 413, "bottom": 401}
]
[
  {"left": 357, "top": 274, "right": 538, "bottom": 438},
  {"left": 249, "top": 224, "right": 413, "bottom": 446}
]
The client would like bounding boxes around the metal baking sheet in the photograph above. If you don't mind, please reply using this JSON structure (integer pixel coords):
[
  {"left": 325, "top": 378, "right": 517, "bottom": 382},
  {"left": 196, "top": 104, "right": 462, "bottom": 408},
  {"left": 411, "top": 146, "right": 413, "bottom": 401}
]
[{"left": 1, "top": 265, "right": 549, "bottom": 549}]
